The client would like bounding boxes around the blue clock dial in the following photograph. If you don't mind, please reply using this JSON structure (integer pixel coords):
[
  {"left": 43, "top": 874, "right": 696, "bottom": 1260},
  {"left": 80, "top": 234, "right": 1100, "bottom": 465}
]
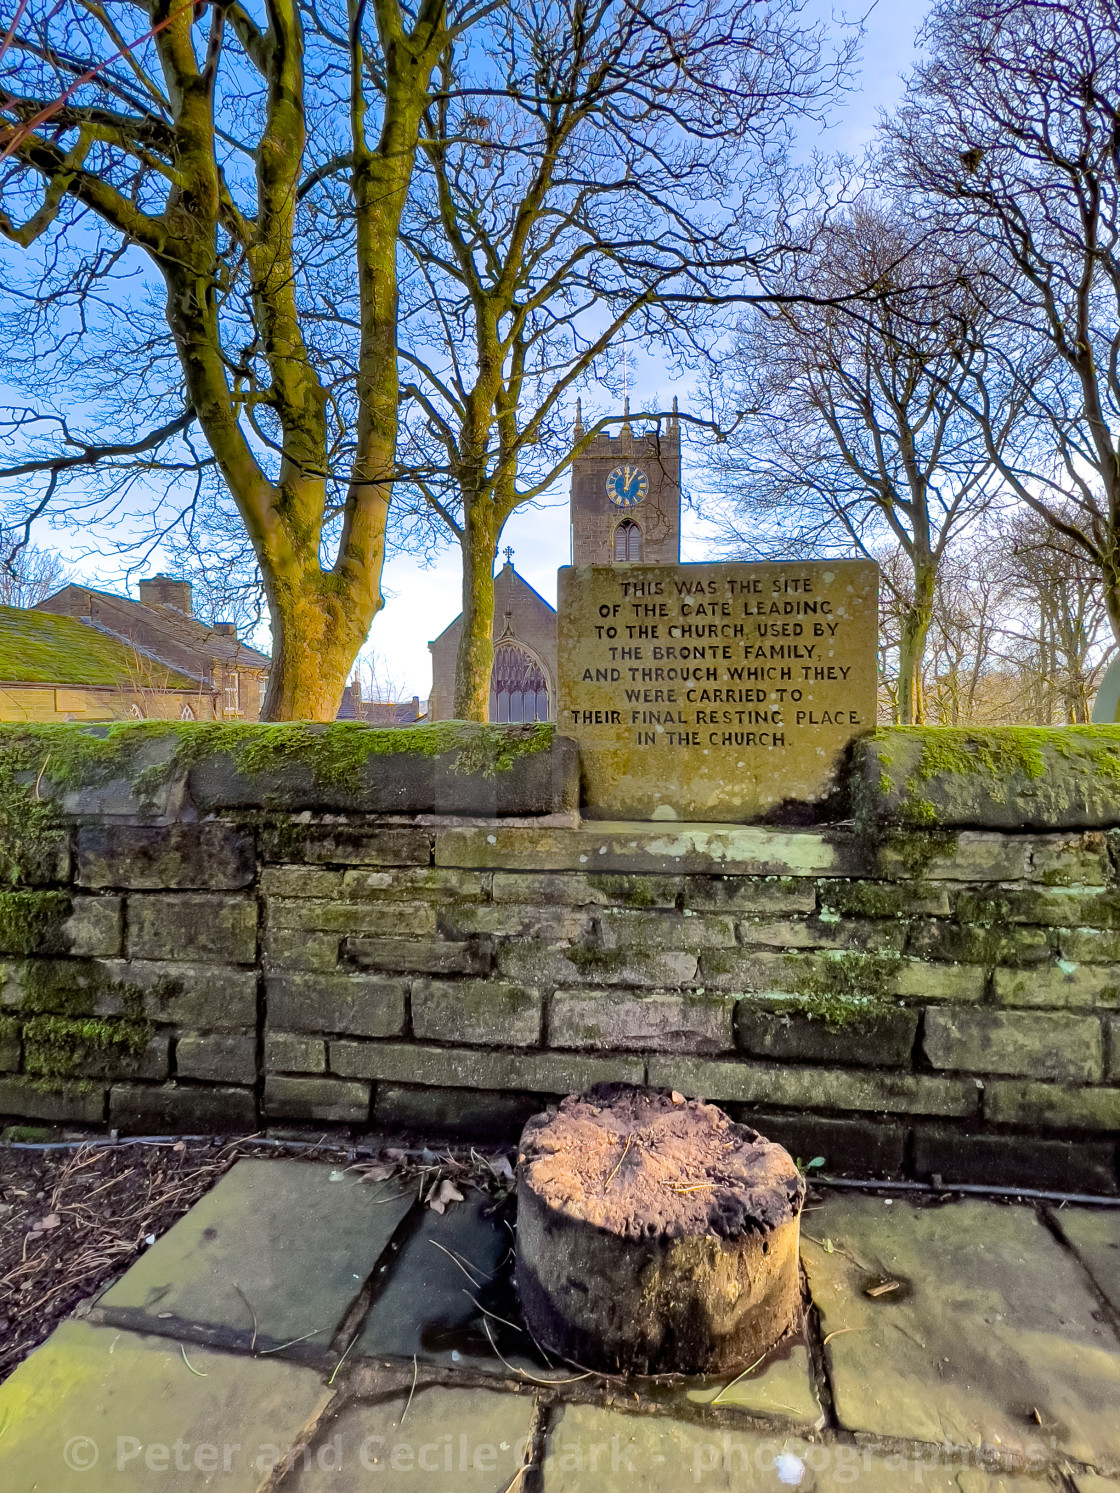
[{"left": 607, "top": 465, "right": 648, "bottom": 508}]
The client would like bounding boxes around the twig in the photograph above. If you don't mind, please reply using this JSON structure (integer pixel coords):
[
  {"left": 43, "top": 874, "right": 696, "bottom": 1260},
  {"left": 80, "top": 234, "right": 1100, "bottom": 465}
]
[
  {"left": 232, "top": 1282, "right": 258, "bottom": 1351},
  {"left": 258, "top": 1328, "right": 325, "bottom": 1355},
  {"left": 482, "top": 1319, "right": 592, "bottom": 1386},
  {"left": 398, "top": 1354, "right": 418, "bottom": 1428},
  {"left": 604, "top": 1133, "right": 633, "bottom": 1190},
  {"left": 327, "top": 1332, "right": 359, "bottom": 1386},
  {"left": 822, "top": 1327, "right": 862, "bottom": 1347},
  {"left": 462, "top": 1290, "right": 522, "bottom": 1334},
  {"left": 710, "top": 1352, "right": 767, "bottom": 1404},
  {"left": 180, "top": 1345, "right": 207, "bottom": 1377},
  {"left": 429, "top": 1239, "right": 486, "bottom": 1288}
]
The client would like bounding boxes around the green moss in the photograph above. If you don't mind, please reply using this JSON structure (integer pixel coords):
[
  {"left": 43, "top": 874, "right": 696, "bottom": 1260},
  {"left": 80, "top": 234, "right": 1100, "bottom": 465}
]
[
  {"left": 588, "top": 874, "right": 668, "bottom": 909},
  {"left": 0, "top": 1124, "right": 59, "bottom": 1143},
  {"left": 22, "top": 1014, "right": 150, "bottom": 1078},
  {"left": 778, "top": 950, "right": 903, "bottom": 1027},
  {"left": 13, "top": 958, "right": 149, "bottom": 1021},
  {"left": 0, "top": 605, "right": 196, "bottom": 687},
  {"left": 0, "top": 890, "right": 70, "bottom": 954}
]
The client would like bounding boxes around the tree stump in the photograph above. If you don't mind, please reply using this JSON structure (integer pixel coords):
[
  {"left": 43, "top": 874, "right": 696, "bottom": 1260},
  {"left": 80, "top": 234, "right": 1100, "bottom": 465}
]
[{"left": 515, "top": 1084, "right": 805, "bottom": 1375}]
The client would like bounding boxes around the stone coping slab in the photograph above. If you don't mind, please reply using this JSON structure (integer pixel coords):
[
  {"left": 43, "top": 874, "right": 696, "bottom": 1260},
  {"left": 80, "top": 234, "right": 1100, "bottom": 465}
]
[
  {"left": 283, "top": 1384, "right": 536, "bottom": 1491},
  {"left": 1053, "top": 1207, "right": 1120, "bottom": 1315},
  {"left": 96, "top": 1158, "right": 413, "bottom": 1354},
  {"left": 800, "top": 1194, "right": 1120, "bottom": 1468},
  {"left": 538, "top": 1402, "right": 1048, "bottom": 1491},
  {"left": 684, "top": 1329, "right": 823, "bottom": 1428},
  {"left": 0, "top": 1320, "right": 332, "bottom": 1492}
]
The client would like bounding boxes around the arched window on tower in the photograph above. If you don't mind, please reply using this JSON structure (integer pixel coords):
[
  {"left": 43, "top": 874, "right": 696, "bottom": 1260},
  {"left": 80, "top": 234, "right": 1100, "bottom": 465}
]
[
  {"left": 614, "top": 521, "right": 642, "bottom": 562},
  {"left": 489, "top": 642, "right": 551, "bottom": 723}
]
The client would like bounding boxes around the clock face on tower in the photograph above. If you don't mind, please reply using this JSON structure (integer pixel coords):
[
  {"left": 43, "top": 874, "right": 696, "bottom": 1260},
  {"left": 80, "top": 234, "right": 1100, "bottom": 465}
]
[{"left": 606, "top": 465, "right": 648, "bottom": 508}]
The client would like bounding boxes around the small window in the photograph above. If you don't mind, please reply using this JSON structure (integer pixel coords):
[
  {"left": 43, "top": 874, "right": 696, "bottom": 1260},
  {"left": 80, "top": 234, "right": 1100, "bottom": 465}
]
[
  {"left": 180, "top": 702, "right": 196, "bottom": 721},
  {"left": 224, "top": 672, "right": 240, "bottom": 716},
  {"left": 129, "top": 703, "right": 144, "bottom": 720},
  {"left": 614, "top": 521, "right": 642, "bottom": 562}
]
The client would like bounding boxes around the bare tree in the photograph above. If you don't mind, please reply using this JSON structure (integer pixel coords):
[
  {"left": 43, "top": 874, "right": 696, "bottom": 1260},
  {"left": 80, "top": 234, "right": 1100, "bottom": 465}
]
[
  {"left": 711, "top": 200, "right": 1001, "bottom": 723},
  {"left": 885, "top": 0, "right": 1120, "bottom": 641},
  {"left": 309, "top": 0, "right": 858, "bottom": 720},
  {"left": 0, "top": 534, "right": 69, "bottom": 607},
  {"left": 0, "top": 0, "right": 489, "bottom": 719}
]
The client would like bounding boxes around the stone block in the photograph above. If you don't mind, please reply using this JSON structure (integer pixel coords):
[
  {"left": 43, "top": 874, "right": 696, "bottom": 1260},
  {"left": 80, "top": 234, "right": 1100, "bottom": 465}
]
[
  {"left": 595, "top": 908, "right": 738, "bottom": 950},
  {"left": 128, "top": 893, "right": 257, "bottom": 964},
  {"left": 853, "top": 727, "right": 1120, "bottom": 831},
  {"left": 699, "top": 948, "right": 900, "bottom": 997},
  {"left": 346, "top": 935, "right": 492, "bottom": 976},
  {"left": 923, "top": 1007, "right": 1103, "bottom": 1082},
  {"left": 735, "top": 1003, "right": 918, "bottom": 1068},
  {"left": 259, "top": 865, "right": 344, "bottom": 898},
  {"left": 0, "top": 1076, "right": 105, "bottom": 1123},
  {"left": 891, "top": 960, "right": 988, "bottom": 1002},
  {"left": 985, "top": 1080, "right": 1120, "bottom": 1131},
  {"left": 1058, "top": 927, "right": 1120, "bottom": 962},
  {"left": 175, "top": 1032, "right": 257, "bottom": 1084},
  {"left": 412, "top": 977, "right": 542, "bottom": 1047},
  {"left": 329, "top": 1039, "right": 644, "bottom": 1093},
  {"left": 434, "top": 902, "right": 593, "bottom": 941},
  {"left": 549, "top": 988, "right": 734, "bottom": 1053},
  {"left": 738, "top": 916, "right": 907, "bottom": 953},
  {"left": 875, "top": 831, "right": 1030, "bottom": 882},
  {"left": 957, "top": 884, "right": 1120, "bottom": 928},
  {"left": 494, "top": 871, "right": 683, "bottom": 908},
  {"left": 370, "top": 1083, "right": 542, "bottom": 1139},
  {"left": 76, "top": 823, "right": 256, "bottom": 889},
  {"left": 911, "top": 1125, "right": 1118, "bottom": 1194},
  {"left": 263, "top": 1074, "right": 370, "bottom": 1124},
  {"left": 906, "top": 919, "right": 1052, "bottom": 966},
  {"left": 735, "top": 1107, "right": 907, "bottom": 1176},
  {"left": 498, "top": 942, "right": 697, "bottom": 988},
  {"left": 342, "top": 866, "right": 487, "bottom": 901},
  {"left": 0, "top": 957, "right": 257, "bottom": 1031},
  {"left": 265, "top": 1031, "right": 327, "bottom": 1073},
  {"left": 266, "top": 898, "right": 436, "bottom": 936},
  {"left": 1029, "top": 833, "right": 1111, "bottom": 886},
  {"left": 993, "top": 963, "right": 1120, "bottom": 1008},
  {"left": 60, "top": 1032, "right": 169, "bottom": 1082},
  {"left": 435, "top": 823, "right": 858, "bottom": 877},
  {"left": 109, "top": 1082, "right": 257, "bottom": 1133},
  {"left": 647, "top": 1055, "right": 978, "bottom": 1118},
  {"left": 259, "top": 823, "right": 432, "bottom": 866},
  {"left": 192, "top": 725, "right": 576, "bottom": 817},
  {"left": 267, "top": 971, "right": 407, "bottom": 1038},
  {"left": 818, "top": 879, "right": 951, "bottom": 918},
  {"left": 682, "top": 875, "right": 817, "bottom": 914},
  {"left": 63, "top": 896, "right": 124, "bottom": 957},
  {"left": 263, "top": 927, "right": 342, "bottom": 971}
]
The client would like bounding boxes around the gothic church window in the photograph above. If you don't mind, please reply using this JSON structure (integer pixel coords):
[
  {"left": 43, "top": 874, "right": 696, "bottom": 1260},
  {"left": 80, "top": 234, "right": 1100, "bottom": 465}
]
[
  {"left": 490, "top": 642, "right": 550, "bottom": 723},
  {"left": 614, "top": 521, "right": 642, "bottom": 562}
]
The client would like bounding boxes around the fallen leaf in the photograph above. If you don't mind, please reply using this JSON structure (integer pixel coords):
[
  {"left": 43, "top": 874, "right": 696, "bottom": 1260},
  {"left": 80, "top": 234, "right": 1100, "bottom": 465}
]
[
  {"left": 822, "top": 1237, "right": 834, "bottom": 1254},
  {"left": 357, "top": 1163, "right": 395, "bottom": 1184},
  {"left": 487, "top": 1155, "right": 514, "bottom": 1182},
  {"left": 30, "top": 1214, "right": 61, "bottom": 1232},
  {"left": 670, "top": 1091, "right": 686, "bottom": 1105},
  {"left": 428, "top": 1178, "right": 465, "bottom": 1214}
]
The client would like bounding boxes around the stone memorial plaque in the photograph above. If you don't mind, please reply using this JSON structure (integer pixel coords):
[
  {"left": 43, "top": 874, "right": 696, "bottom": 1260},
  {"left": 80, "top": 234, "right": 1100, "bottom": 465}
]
[{"left": 558, "top": 559, "right": 878, "bottom": 821}]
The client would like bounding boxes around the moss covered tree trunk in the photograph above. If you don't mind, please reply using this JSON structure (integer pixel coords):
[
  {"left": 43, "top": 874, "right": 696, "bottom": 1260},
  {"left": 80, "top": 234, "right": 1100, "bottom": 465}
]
[
  {"left": 453, "top": 500, "right": 501, "bottom": 722},
  {"left": 898, "top": 560, "right": 936, "bottom": 726}
]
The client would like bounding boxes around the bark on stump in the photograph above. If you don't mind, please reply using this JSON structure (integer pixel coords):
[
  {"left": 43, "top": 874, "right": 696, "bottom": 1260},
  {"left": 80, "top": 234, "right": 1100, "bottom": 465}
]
[{"left": 515, "top": 1084, "right": 805, "bottom": 1375}]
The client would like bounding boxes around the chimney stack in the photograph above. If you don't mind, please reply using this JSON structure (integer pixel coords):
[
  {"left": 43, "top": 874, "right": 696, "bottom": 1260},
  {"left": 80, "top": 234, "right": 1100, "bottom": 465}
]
[{"left": 139, "top": 575, "right": 193, "bottom": 615}]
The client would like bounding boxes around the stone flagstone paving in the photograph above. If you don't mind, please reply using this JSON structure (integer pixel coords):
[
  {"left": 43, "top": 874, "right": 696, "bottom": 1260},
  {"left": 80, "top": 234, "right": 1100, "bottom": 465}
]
[{"left": 1, "top": 1158, "right": 1118, "bottom": 1490}]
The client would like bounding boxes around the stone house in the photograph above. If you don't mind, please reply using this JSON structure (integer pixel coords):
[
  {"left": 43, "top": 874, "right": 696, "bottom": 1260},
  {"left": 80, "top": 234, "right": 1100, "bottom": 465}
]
[{"left": 20, "top": 574, "right": 270, "bottom": 721}]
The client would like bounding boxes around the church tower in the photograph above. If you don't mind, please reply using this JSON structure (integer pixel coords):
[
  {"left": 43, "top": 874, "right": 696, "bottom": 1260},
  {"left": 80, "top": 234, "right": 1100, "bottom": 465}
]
[{"left": 569, "top": 399, "right": 681, "bottom": 566}]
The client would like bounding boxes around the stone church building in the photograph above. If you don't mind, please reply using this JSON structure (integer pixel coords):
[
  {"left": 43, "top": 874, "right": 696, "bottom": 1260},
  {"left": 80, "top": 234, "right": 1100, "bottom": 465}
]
[{"left": 429, "top": 403, "right": 682, "bottom": 721}]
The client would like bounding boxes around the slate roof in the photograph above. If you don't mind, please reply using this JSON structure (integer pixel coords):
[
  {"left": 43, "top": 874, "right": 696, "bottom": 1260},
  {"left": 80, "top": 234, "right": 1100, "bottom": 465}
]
[
  {"left": 36, "top": 585, "right": 270, "bottom": 688},
  {"left": 0, "top": 606, "right": 197, "bottom": 688}
]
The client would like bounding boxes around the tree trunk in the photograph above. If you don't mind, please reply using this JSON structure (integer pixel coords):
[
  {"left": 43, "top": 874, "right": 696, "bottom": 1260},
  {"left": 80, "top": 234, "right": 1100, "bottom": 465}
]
[
  {"left": 897, "top": 561, "right": 936, "bottom": 725},
  {"left": 453, "top": 508, "right": 500, "bottom": 721}
]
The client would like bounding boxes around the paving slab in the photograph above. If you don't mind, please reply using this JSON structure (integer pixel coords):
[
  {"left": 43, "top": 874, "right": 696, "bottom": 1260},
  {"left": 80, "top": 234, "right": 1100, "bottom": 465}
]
[
  {"left": 354, "top": 1189, "right": 567, "bottom": 1382},
  {"left": 800, "top": 1195, "right": 1120, "bottom": 1468},
  {"left": 0, "top": 1320, "right": 332, "bottom": 1492},
  {"left": 539, "top": 1402, "right": 1049, "bottom": 1491},
  {"left": 1073, "top": 1477, "right": 1120, "bottom": 1493},
  {"left": 97, "top": 1158, "right": 414, "bottom": 1353},
  {"left": 281, "top": 1384, "right": 536, "bottom": 1491},
  {"left": 684, "top": 1329, "right": 823, "bottom": 1428},
  {"left": 1053, "top": 1208, "right": 1120, "bottom": 1315}
]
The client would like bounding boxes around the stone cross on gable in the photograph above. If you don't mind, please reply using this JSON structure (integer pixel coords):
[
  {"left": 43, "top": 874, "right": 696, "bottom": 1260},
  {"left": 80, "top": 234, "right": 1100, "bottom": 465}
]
[{"left": 503, "top": 546, "right": 515, "bottom": 565}]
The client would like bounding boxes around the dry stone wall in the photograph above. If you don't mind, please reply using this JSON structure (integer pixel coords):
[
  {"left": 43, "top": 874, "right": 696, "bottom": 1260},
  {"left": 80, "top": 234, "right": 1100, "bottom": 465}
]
[{"left": 2, "top": 812, "right": 1118, "bottom": 1193}]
